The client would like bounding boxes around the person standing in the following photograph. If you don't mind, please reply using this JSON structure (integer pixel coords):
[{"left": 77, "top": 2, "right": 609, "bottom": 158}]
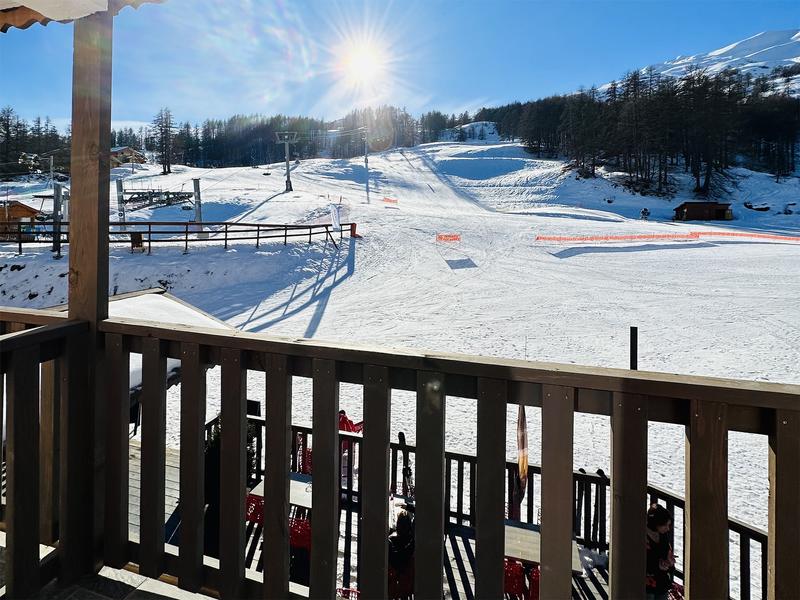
[{"left": 646, "top": 503, "right": 675, "bottom": 600}]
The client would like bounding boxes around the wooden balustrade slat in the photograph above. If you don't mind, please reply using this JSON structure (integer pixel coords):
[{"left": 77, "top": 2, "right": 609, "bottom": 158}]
[
  {"left": 740, "top": 534, "right": 751, "bottom": 600},
  {"left": 6, "top": 345, "right": 40, "bottom": 597},
  {"left": 360, "top": 364, "right": 391, "bottom": 600},
  {"left": 685, "top": 399, "right": 729, "bottom": 599},
  {"left": 768, "top": 408, "right": 800, "bottom": 600},
  {"left": 310, "top": 358, "right": 340, "bottom": 599},
  {"left": 59, "top": 328, "right": 94, "bottom": 581},
  {"left": 540, "top": 384, "right": 574, "bottom": 599},
  {"left": 178, "top": 342, "right": 205, "bottom": 591},
  {"left": 39, "top": 359, "right": 60, "bottom": 545},
  {"left": 104, "top": 333, "right": 130, "bottom": 567},
  {"left": 415, "top": 371, "right": 446, "bottom": 600},
  {"left": 610, "top": 392, "right": 648, "bottom": 600},
  {"left": 140, "top": 337, "right": 167, "bottom": 578},
  {"left": 219, "top": 348, "right": 247, "bottom": 598},
  {"left": 263, "top": 353, "right": 292, "bottom": 599},
  {"left": 475, "top": 377, "right": 507, "bottom": 599}
]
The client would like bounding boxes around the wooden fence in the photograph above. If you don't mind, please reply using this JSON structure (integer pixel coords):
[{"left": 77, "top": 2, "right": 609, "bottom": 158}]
[
  {"left": 0, "top": 308, "right": 798, "bottom": 599},
  {"left": 0, "top": 220, "right": 357, "bottom": 256}
]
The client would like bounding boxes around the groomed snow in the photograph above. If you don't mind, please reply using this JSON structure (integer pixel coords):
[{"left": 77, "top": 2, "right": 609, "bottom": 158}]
[{"left": 3, "top": 141, "right": 799, "bottom": 597}]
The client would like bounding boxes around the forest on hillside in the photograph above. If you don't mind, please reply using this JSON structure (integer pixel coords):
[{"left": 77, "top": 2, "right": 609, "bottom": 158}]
[{"left": 2, "top": 63, "right": 799, "bottom": 195}]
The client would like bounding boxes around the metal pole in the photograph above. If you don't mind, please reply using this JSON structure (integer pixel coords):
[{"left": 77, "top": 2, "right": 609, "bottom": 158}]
[
  {"left": 285, "top": 140, "right": 292, "bottom": 192},
  {"left": 53, "top": 183, "right": 62, "bottom": 258},
  {"left": 364, "top": 126, "right": 370, "bottom": 203},
  {"left": 49, "top": 156, "right": 54, "bottom": 191},
  {"left": 630, "top": 326, "right": 638, "bottom": 370},
  {"left": 115, "top": 179, "right": 126, "bottom": 231}
]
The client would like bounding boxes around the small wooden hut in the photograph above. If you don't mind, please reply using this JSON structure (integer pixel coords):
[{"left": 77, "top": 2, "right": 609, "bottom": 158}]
[
  {"left": 0, "top": 200, "right": 40, "bottom": 240},
  {"left": 674, "top": 201, "right": 732, "bottom": 221}
]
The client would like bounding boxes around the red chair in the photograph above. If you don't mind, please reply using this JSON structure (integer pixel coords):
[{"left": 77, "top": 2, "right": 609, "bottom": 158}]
[
  {"left": 527, "top": 565, "right": 540, "bottom": 600},
  {"left": 504, "top": 559, "right": 526, "bottom": 598}
]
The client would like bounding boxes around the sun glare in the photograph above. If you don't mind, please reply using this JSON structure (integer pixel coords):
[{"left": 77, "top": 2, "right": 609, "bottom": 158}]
[{"left": 340, "top": 41, "right": 388, "bottom": 88}]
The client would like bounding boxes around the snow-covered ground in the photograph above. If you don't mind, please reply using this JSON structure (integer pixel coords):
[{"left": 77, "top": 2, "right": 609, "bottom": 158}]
[{"left": 3, "top": 141, "right": 799, "bottom": 595}]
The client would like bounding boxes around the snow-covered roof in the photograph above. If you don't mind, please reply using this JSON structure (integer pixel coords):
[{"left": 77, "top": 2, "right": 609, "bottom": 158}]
[{"left": 0, "top": 0, "right": 160, "bottom": 32}]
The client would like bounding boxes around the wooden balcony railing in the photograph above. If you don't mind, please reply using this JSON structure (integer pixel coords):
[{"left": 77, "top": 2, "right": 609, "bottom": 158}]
[{"left": 1, "top": 307, "right": 798, "bottom": 599}]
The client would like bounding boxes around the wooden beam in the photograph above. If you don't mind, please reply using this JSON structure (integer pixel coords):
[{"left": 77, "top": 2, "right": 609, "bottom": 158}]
[
  {"left": 685, "top": 399, "right": 728, "bottom": 598},
  {"left": 104, "top": 333, "right": 129, "bottom": 567},
  {"left": 415, "top": 372, "right": 446, "bottom": 600},
  {"left": 68, "top": 10, "right": 111, "bottom": 326},
  {"left": 475, "top": 378, "right": 507, "bottom": 599},
  {"left": 309, "top": 358, "right": 340, "bottom": 599},
  {"left": 39, "top": 359, "right": 60, "bottom": 545},
  {"left": 219, "top": 348, "right": 247, "bottom": 599},
  {"left": 263, "top": 353, "right": 292, "bottom": 599},
  {"left": 139, "top": 337, "right": 167, "bottom": 579},
  {"left": 6, "top": 346, "right": 40, "bottom": 597},
  {"left": 768, "top": 409, "right": 800, "bottom": 599},
  {"left": 610, "top": 392, "right": 647, "bottom": 600},
  {"left": 540, "top": 384, "right": 574, "bottom": 599},
  {"left": 360, "top": 365, "right": 391, "bottom": 600},
  {"left": 179, "top": 343, "right": 206, "bottom": 591}
]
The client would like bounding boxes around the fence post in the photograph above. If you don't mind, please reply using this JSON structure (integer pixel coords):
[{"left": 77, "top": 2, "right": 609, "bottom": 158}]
[
  {"left": 224, "top": 223, "right": 228, "bottom": 249},
  {"left": 147, "top": 223, "right": 152, "bottom": 255},
  {"left": 255, "top": 224, "right": 260, "bottom": 249},
  {"left": 17, "top": 221, "right": 22, "bottom": 255},
  {"left": 308, "top": 227, "right": 312, "bottom": 244},
  {"left": 284, "top": 226, "right": 287, "bottom": 245},
  {"left": 630, "top": 326, "right": 638, "bottom": 370},
  {"left": 184, "top": 223, "right": 189, "bottom": 254}
]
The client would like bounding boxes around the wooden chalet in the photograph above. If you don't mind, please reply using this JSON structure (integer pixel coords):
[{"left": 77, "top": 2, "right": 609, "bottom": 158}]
[
  {"left": 674, "top": 201, "right": 733, "bottom": 221},
  {"left": 1, "top": 3, "right": 799, "bottom": 600},
  {"left": 0, "top": 200, "right": 40, "bottom": 240},
  {"left": 111, "top": 146, "right": 147, "bottom": 166}
]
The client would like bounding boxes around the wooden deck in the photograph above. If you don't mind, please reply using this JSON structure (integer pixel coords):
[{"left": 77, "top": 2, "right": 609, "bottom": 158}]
[{"left": 126, "top": 443, "right": 609, "bottom": 599}]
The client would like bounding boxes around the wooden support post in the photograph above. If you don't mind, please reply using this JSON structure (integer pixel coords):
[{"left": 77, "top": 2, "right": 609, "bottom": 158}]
[
  {"left": 262, "top": 353, "right": 292, "bottom": 599},
  {"left": 139, "top": 337, "right": 167, "bottom": 579},
  {"left": 224, "top": 223, "right": 228, "bottom": 249},
  {"left": 310, "top": 358, "right": 340, "bottom": 599},
  {"left": 219, "top": 348, "right": 246, "bottom": 599},
  {"left": 475, "top": 378, "right": 507, "bottom": 599},
  {"left": 63, "top": 7, "right": 112, "bottom": 582},
  {"left": 104, "top": 334, "right": 129, "bottom": 568},
  {"left": 768, "top": 409, "right": 800, "bottom": 599},
  {"left": 360, "top": 365, "right": 391, "bottom": 600},
  {"left": 610, "top": 392, "right": 647, "bottom": 600},
  {"left": 415, "top": 372, "right": 446, "bottom": 600},
  {"left": 39, "top": 359, "right": 60, "bottom": 545},
  {"left": 540, "top": 384, "right": 574, "bottom": 599},
  {"left": 685, "top": 399, "right": 728, "bottom": 599},
  {"left": 6, "top": 346, "right": 40, "bottom": 597},
  {"left": 179, "top": 343, "right": 206, "bottom": 591}
]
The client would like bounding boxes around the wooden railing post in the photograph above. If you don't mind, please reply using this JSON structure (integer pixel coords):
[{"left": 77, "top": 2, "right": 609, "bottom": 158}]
[
  {"left": 475, "top": 378, "right": 507, "bottom": 599},
  {"left": 140, "top": 337, "right": 168, "bottom": 578},
  {"left": 609, "top": 392, "right": 647, "bottom": 600},
  {"left": 179, "top": 342, "right": 206, "bottom": 591},
  {"left": 685, "top": 399, "right": 729, "bottom": 598},
  {"left": 39, "top": 359, "right": 61, "bottom": 545},
  {"left": 360, "top": 365, "right": 391, "bottom": 599},
  {"left": 219, "top": 348, "right": 247, "bottom": 598},
  {"left": 415, "top": 372, "right": 446, "bottom": 600},
  {"left": 263, "top": 353, "right": 292, "bottom": 599},
  {"left": 768, "top": 409, "right": 800, "bottom": 599},
  {"left": 310, "top": 358, "right": 340, "bottom": 599},
  {"left": 104, "top": 333, "right": 130, "bottom": 568},
  {"left": 6, "top": 345, "right": 41, "bottom": 597},
  {"left": 540, "top": 384, "right": 574, "bottom": 599}
]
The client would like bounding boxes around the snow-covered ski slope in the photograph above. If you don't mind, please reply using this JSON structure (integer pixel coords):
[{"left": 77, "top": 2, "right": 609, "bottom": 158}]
[{"left": 3, "top": 143, "right": 799, "bottom": 574}]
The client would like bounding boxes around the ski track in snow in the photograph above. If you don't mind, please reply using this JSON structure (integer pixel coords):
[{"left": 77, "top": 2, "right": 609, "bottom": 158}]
[{"left": 4, "top": 141, "right": 800, "bottom": 595}]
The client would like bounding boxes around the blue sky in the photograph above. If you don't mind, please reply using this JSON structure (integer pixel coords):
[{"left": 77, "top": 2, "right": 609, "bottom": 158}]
[{"left": 1, "top": 0, "right": 798, "bottom": 129}]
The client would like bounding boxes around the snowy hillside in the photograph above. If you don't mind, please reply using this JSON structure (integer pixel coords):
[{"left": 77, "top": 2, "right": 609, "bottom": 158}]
[
  {"left": 619, "top": 29, "right": 800, "bottom": 95},
  {"left": 439, "top": 121, "right": 499, "bottom": 142},
  {"left": 3, "top": 144, "right": 799, "bottom": 594}
]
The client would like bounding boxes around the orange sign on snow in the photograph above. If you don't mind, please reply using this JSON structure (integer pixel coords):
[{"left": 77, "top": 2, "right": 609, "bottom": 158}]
[
  {"left": 383, "top": 197, "right": 398, "bottom": 204},
  {"left": 436, "top": 233, "right": 461, "bottom": 242}
]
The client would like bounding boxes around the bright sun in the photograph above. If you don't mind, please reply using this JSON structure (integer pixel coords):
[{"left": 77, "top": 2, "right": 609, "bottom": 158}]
[{"left": 340, "top": 41, "right": 387, "bottom": 88}]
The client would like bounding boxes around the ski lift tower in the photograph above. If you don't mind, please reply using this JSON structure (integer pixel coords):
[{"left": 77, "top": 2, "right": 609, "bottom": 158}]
[{"left": 276, "top": 131, "right": 298, "bottom": 192}]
